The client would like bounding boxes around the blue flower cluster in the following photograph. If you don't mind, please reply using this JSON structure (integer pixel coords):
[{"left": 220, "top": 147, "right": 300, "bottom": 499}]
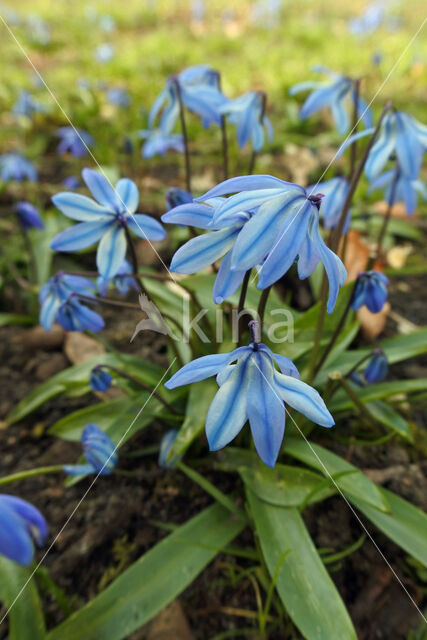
[
  {"left": 63, "top": 424, "right": 118, "bottom": 477},
  {"left": 0, "top": 494, "right": 48, "bottom": 566}
]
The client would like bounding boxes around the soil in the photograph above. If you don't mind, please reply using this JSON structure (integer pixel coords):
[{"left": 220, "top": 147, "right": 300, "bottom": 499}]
[{"left": 0, "top": 265, "right": 426, "bottom": 639}]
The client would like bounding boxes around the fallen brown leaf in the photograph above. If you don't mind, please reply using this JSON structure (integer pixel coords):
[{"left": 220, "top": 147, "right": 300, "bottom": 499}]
[
  {"left": 357, "top": 301, "right": 390, "bottom": 342},
  {"left": 147, "top": 600, "right": 195, "bottom": 640},
  {"left": 64, "top": 332, "right": 105, "bottom": 365}
]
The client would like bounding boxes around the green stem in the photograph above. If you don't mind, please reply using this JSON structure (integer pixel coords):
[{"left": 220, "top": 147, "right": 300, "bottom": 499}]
[
  {"left": 0, "top": 465, "right": 64, "bottom": 486},
  {"left": 257, "top": 286, "right": 272, "bottom": 333},
  {"left": 348, "top": 78, "right": 361, "bottom": 178},
  {"left": 337, "top": 374, "right": 378, "bottom": 426},
  {"left": 237, "top": 270, "right": 252, "bottom": 345},
  {"left": 123, "top": 224, "right": 147, "bottom": 294}
]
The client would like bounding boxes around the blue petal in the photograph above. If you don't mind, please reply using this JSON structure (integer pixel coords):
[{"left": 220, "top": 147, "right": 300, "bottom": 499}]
[
  {"left": 165, "top": 347, "right": 250, "bottom": 389},
  {"left": 51, "top": 219, "right": 114, "bottom": 251},
  {"left": 96, "top": 225, "right": 126, "bottom": 279},
  {"left": 115, "top": 178, "right": 139, "bottom": 213},
  {"left": 52, "top": 193, "right": 113, "bottom": 221},
  {"left": 260, "top": 347, "right": 300, "bottom": 379},
  {"left": 0, "top": 502, "right": 35, "bottom": 565},
  {"left": 212, "top": 250, "right": 246, "bottom": 304},
  {"left": 82, "top": 168, "right": 121, "bottom": 210},
  {"left": 213, "top": 187, "right": 288, "bottom": 223},
  {"left": 394, "top": 112, "right": 423, "bottom": 179},
  {"left": 63, "top": 463, "right": 96, "bottom": 477},
  {"left": 289, "top": 81, "right": 321, "bottom": 95},
  {"left": 300, "top": 84, "right": 338, "bottom": 119},
  {"left": 196, "top": 175, "right": 297, "bottom": 201},
  {"left": 331, "top": 96, "right": 350, "bottom": 135},
  {"left": 126, "top": 214, "right": 166, "bottom": 241},
  {"left": 170, "top": 226, "right": 240, "bottom": 274},
  {"left": 39, "top": 294, "right": 62, "bottom": 331},
  {"left": 247, "top": 352, "right": 285, "bottom": 467},
  {"left": 205, "top": 354, "right": 251, "bottom": 451},
  {"left": 297, "top": 234, "right": 320, "bottom": 279},
  {"left": 311, "top": 221, "right": 347, "bottom": 313},
  {"left": 0, "top": 495, "right": 48, "bottom": 546},
  {"left": 357, "top": 95, "right": 373, "bottom": 128},
  {"left": 336, "top": 128, "right": 374, "bottom": 158},
  {"left": 365, "top": 114, "right": 396, "bottom": 180},
  {"left": 274, "top": 372, "right": 334, "bottom": 427},
  {"left": 162, "top": 203, "right": 214, "bottom": 229}
]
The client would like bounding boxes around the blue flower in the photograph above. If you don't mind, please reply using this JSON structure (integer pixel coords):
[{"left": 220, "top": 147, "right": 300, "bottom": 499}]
[
  {"left": 149, "top": 65, "right": 227, "bottom": 134},
  {"left": 289, "top": 66, "right": 373, "bottom": 135},
  {"left": 368, "top": 169, "right": 427, "bottom": 215},
  {"left": 63, "top": 424, "right": 118, "bottom": 477},
  {"left": 39, "top": 272, "right": 95, "bottom": 331},
  {"left": 348, "top": 3, "right": 385, "bottom": 36},
  {"left": 162, "top": 197, "right": 250, "bottom": 304},
  {"left": 158, "top": 429, "right": 182, "bottom": 469},
  {"left": 194, "top": 175, "right": 347, "bottom": 312},
  {"left": 0, "top": 494, "right": 48, "bottom": 566},
  {"left": 165, "top": 338, "right": 333, "bottom": 468},
  {"left": 97, "top": 258, "right": 137, "bottom": 296},
  {"left": 56, "top": 127, "right": 94, "bottom": 158},
  {"left": 340, "top": 110, "right": 427, "bottom": 180},
  {"left": 308, "top": 177, "right": 350, "bottom": 230},
  {"left": 0, "top": 153, "right": 37, "bottom": 182},
  {"left": 89, "top": 366, "right": 112, "bottom": 392},
  {"left": 138, "top": 129, "right": 184, "bottom": 159},
  {"left": 166, "top": 187, "right": 193, "bottom": 210},
  {"left": 51, "top": 169, "right": 166, "bottom": 280},
  {"left": 106, "top": 87, "right": 131, "bottom": 108},
  {"left": 95, "top": 43, "right": 115, "bottom": 63},
  {"left": 15, "top": 201, "right": 44, "bottom": 230},
  {"left": 351, "top": 270, "right": 389, "bottom": 313},
  {"left": 220, "top": 91, "right": 273, "bottom": 152},
  {"left": 57, "top": 296, "right": 105, "bottom": 332},
  {"left": 12, "top": 90, "right": 46, "bottom": 118},
  {"left": 364, "top": 349, "right": 388, "bottom": 383},
  {"left": 63, "top": 176, "right": 80, "bottom": 189}
]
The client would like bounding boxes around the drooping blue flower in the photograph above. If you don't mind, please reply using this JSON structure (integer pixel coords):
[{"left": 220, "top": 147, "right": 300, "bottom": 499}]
[
  {"left": 12, "top": 90, "right": 46, "bottom": 118},
  {"left": 138, "top": 129, "right": 184, "bottom": 159},
  {"left": 368, "top": 169, "right": 427, "bottom": 215},
  {"left": 149, "top": 65, "right": 227, "bottom": 134},
  {"left": 39, "top": 272, "right": 95, "bottom": 331},
  {"left": 364, "top": 349, "right": 388, "bottom": 383},
  {"left": 165, "top": 335, "right": 333, "bottom": 468},
  {"left": 97, "top": 258, "right": 137, "bottom": 296},
  {"left": 63, "top": 424, "right": 118, "bottom": 477},
  {"left": 0, "top": 153, "right": 37, "bottom": 182},
  {"left": 194, "top": 175, "right": 348, "bottom": 312},
  {"left": 351, "top": 270, "right": 389, "bottom": 313},
  {"left": 51, "top": 169, "right": 166, "bottom": 280},
  {"left": 339, "top": 110, "right": 427, "bottom": 180},
  {"left": 56, "top": 127, "right": 94, "bottom": 158},
  {"left": 308, "top": 177, "right": 350, "bottom": 229},
  {"left": 95, "top": 43, "right": 115, "bottom": 63},
  {"left": 106, "top": 87, "right": 131, "bottom": 108},
  {"left": 15, "top": 201, "right": 44, "bottom": 230},
  {"left": 63, "top": 176, "right": 80, "bottom": 189},
  {"left": 57, "top": 295, "right": 105, "bottom": 332},
  {"left": 219, "top": 91, "right": 273, "bottom": 152},
  {"left": 162, "top": 197, "right": 250, "bottom": 304},
  {"left": 158, "top": 429, "right": 182, "bottom": 469},
  {"left": 0, "top": 494, "right": 48, "bottom": 566},
  {"left": 89, "top": 366, "right": 112, "bottom": 392},
  {"left": 166, "top": 187, "right": 193, "bottom": 210},
  {"left": 289, "top": 66, "right": 373, "bottom": 135}
]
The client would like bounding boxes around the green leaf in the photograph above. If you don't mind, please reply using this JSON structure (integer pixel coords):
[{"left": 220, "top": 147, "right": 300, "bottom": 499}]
[
  {"left": 0, "top": 557, "right": 45, "bottom": 640},
  {"left": 28, "top": 210, "right": 66, "bottom": 288},
  {"left": 0, "top": 313, "right": 34, "bottom": 327},
  {"left": 284, "top": 437, "right": 390, "bottom": 512},
  {"left": 351, "top": 488, "right": 427, "bottom": 566},
  {"left": 329, "top": 379, "right": 427, "bottom": 412},
  {"left": 47, "top": 503, "right": 246, "bottom": 640},
  {"left": 171, "top": 379, "right": 216, "bottom": 457},
  {"left": 247, "top": 489, "right": 357, "bottom": 640},
  {"left": 366, "top": 400, "right": 413, "bottom": 442},
  {"left": 7, "top": 353, "right": 167, "bottom": 425}
]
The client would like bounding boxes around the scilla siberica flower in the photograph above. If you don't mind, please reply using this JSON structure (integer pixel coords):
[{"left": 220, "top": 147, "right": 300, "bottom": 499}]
[
  {"left": 57, "top": 295, "right": 104, "bottom": 332},
  {"left": 219, "top": 91, "right": 273, "bottom": 152},
  {"left": 63, "top": 424, "right": 118, "bottom": 477},
  {"left": 165, "top": 324, "right": 334, "bottom": 467},
  {"left": 56, "top": 127, "right": 94, "bottom": 158},
  {"left": 194, "top": 175, "right": 347, "bottom": 312},
  {"left": 0, "top": 153, "right": 37, "bottom": 182},
  {"left": 368, "top": 170, "right": 427, "bottom": 215},
  {"left": 158, "top": 429, "right": 182, "bottom": 469},
  {"left": 15, "top": 201, "right": 44, "bottom": 230},
  {"left": 0, "top": 494, "right": 48, "bottom": 566},
  {"left": 39, "top": 272, "right": 95, "bottom": 331},
  {"left": 289, "top": 66, "right": 373, "bottom": 135},
  {"left": 340, "top": 110, "right": 427, "bottom": 180},
  {"left": 364, "top": 349, "right": 388, "bottom": 383},
  {"left": 166, "top": 187, "right": 193, "bottom": 210},
  {"left": 89, "top": 366, "right": 112, "bottom": 392},
  {"left": 12, "top": 90, "right": 46, "bottom": 118},
  {"left": 308, "top": 177, "right": 350, "bottom": 230},
  {"left": 351, "top": 271, "right": 389, "bottom": 313},
  {"left": 149, "top": 65, "right": 227, "bottom": 134},
  {"left": 97, "top": 258, "right": 137, "bottom": 296},
  {"left": 51, "top": 169, "right": 166, "bottom": 280},
  {"left": 138, "top": 129, "right": 184, "bottom": 159},
  {"left": 106, "top": 87, "right": 131, "bottom": 108}
]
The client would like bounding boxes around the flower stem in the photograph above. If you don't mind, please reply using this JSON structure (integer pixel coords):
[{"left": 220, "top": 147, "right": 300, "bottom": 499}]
[
  {"left": 307, "top": 275, "right": 328, "bottom": 384},
  {"left": 0, "top": 465, "right": 64, "bottom": 486},
  {"left": 77, "top": 294, "right": 141, "bottom": 310},
  {"left": 237, "top": 270, "right": 252, "bottom": 345},
  {"left": 96, "top": 364, "right": 179, "bottom": 414},
  {"left": 123, "top": 225, "right": 147, "bottom": 295},
  {"left": 336, "top": 374, "right": 378, "bottom": 426},
  {"left": 257, "top": 286, "right": 272, "bottom": 333},
  {"left": 173, "top": 77, "right": 191, "bottom": 192},
  {"left": 376, "top": 164, "right": 400, "bottom": 261},
  {"left": 349, "top": 78, "right": 361, "bottom": 178},
  {"left": 330, "top": 101, "right": 392, "bottom": 253}
]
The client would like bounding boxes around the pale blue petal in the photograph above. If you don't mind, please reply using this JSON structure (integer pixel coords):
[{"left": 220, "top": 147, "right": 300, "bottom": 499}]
[
  {"left": 300, "top": 85, "right": 338, "bottom": 118},
  {"left": 63, "top": 463, "right": 95, "bottom": 477},
  {"left": 394, "top": 112, "right": 423, "bottom": 179},
  {"left": 212, "top": 250, "right": 247, "bottom": 304},
  {"left": 39, "top": 294, "right": 62, "bottom": 331},
  {"left": 289, "top": 81, "right": 321, "bottom": 95},
  {"left": 311, "top": 222, "right": 347, "bottom": 313},
  {"left": 357, "top": 96, "right": 373, "bottom": 128},
  {"left": 96, "top": 225, "right": 126, "bottom": 279},
  {"left": 82, "top": 168, "right": 121, "bottom": 210},
  {"left": 170, "top": 226, "right": 239, "bottom": 274},
  {"left": 336, "top": 128, "right": 374, "bottom": 158},
  {"left": 331, "top": 96, "right": 350, "bottom": 135},
  {"left": 52, "top": 193, "right": 113, "bottom": 221},
  {"left": 274, "top": 372, "right": 334, "bottom": 427},
  {"left": 213, "top": 188, "right": 288, "bottom": 223},
  {"left": 115, "top": 178, "right": 139, "bottom": 214},
  {"left": 365, "top": 114, "right": 396, "bottom": 180},
  {"left": 165, "top": 348, "right": 250, "bottom": 388},
  {"left": 162, "top": 203, "right": 214, "bottom": 229},
  {"left": 197, "top": 175, "right": 298, "bottom": 201},
  {"left": 51, "top": 219, "right": 114, "bottom": 251},
  {"left": 126, "top": 214, "right": 166, "bottom": 241}
]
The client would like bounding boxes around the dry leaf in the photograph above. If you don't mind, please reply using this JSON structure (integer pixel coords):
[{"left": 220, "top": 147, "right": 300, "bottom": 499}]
[
  {"left": 373, "top": 200, "right": 417, "bottom": 219},
  {"left": 64, "top": 332, "right": 105, "bottom": 365},
  {"left": 387, "top": 244, "right": 412, "bottom": 269},
  {"left": 341, "top": 230, "right": 370, "bottom": 282},
  {"left": 357, "top": 302, "right": 390, "bottom": 342},
  {"left": 147, "top": 600, "right": 194, "bottom": 640}
]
